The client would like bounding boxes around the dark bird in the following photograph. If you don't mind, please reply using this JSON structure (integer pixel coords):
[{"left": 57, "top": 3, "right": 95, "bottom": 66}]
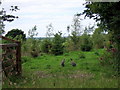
[
  {"left": 61, "top": 59, "right": 65, "bottom": 67},
  {"left": 70, "top": 58, "right": 76, "bottom": 67}
]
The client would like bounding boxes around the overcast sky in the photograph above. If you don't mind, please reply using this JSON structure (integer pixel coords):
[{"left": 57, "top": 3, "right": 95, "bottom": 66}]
[{"left": 1, "top": 0, "right": 96, "bottom": 37}]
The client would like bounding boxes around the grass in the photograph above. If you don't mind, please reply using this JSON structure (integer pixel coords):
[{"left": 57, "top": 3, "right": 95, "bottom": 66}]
[{"left": 2, "top": 49, "right": 119, "bottom": 88}]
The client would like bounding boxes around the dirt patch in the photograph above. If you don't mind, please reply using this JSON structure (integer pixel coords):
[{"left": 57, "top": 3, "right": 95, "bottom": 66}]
[
  {"left": 34, "top": 71, "right": 52, "bottom": 78},
  {"left": 34, "top": 70, "right": 94, "bottom": 79},
  {"left": 68, "top": 71, "right": 95, "bottom": 79}
]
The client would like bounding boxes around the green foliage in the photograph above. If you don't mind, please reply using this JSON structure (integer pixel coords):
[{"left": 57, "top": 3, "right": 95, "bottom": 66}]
[
  {"left": 71, "top": 14, "right": 82, "bottom": 36},
  {"left": 82, "top": 2, "right": 120, "bottom": 75},
  {"left": 62, "top": 39, "right": 74, "bottom": 52},
  {"left": 46, "top": 23, "right": 54, "bottom": 38},
  {"left": 92, "top": 27, "right": 105, "bottom": 49},
  {"left": 5, "top": 29, "right": 26, "bottom": 41},
  {"left": 52, "top": 32, "right": 64, "bottom": 55},
  {"left": 21, "top": 56, "right": 32, "bottom": 64},
  {"left": 99, "top": 50, "right": 113, "bottom": 66},
  {"left": 70, "top": 31, "right": 80, "bottom": 50},
  {"left": 28, "top": 25, "right": 38, "bottom": 38},
  {"left": 0, "top": 27, "right": 5, "bottom": 35},
  {"left": 63, "top": 53, "right": 69, "bottom": 56},
  {"left": 99, "top": 48, "right": 118, "bottom": 76},
  {"left": 41, "top": 39, "right": 52, "bottom": 53},
  {"left": 80, "top": 34, "right": 93, "bottom": 51},
  {"left": 21, "top": 39, "right": 41, "bottom": 57},
  {"left": 94, "top": 51, "right": 99, "bottom": 56},
  {"left": 78, "top": 51, "right": 85, "bottom": 59},
  {"left": 30, "top": 39, "right": 41, "bottom": 57},
  {"left": 83, "top": 2, "right": 120, "bottom": 31},
  {"left": 84, "top": 25, "right": 94, "bottom": 35},
  {"left": 0, "top": 3, "right": 19, "bottom": 35},
  {"left": 30, "top": 49, "right": 39, "bottom": 58},
  {"left": 69, "top": 14, "right": 82, "bottom": 51}
]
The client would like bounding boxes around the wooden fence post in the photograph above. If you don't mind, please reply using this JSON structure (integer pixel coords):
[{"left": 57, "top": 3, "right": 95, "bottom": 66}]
[
  {"left": 16, "top": 41, "right": 22, "bottom": 75},
  {"left": 0, "top": 36, "right": 22, "bottom": 76}
]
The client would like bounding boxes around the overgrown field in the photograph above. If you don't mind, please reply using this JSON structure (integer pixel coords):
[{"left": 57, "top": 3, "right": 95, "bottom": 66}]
[{"left": 3, "top": 49, "right": 118, "bottom": 88}]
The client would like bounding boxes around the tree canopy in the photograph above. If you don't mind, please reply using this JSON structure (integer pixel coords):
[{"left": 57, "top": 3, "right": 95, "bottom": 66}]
[
  {"left": 5, "top": 29, "right": 26, "bottom": 41},
  {"left": 52, "top": 32, "right": 64, "bottom": 55},
  {"left": 82, "top": 2, "right": 120, "bottom": 41},
  {"left": 82, "top": 1, "right": 120, "bottom": 76},
  {"left": 0, "top": 1, "right": 19, "bottom": 35},
  {"left": 28, "top": 25, "right": 38, "bottom": 38}
]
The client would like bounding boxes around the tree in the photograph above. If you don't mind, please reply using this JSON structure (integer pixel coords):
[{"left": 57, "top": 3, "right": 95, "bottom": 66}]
[
  {"left": 0, "top": 20, "right": 5, "bottom": 35},
  {"left": 69, "top": 14, "right": 82, "bottom": 50},
  {"left": 92, "top": 27, "right": 105, "bottom": 49},
  {"left": 82, "top": 1, "right": 120, "bottom": 75},
  {"left": 46, "top": 23, "right": 54, "bottom": 38},
  {"left": 82, "top": 2, "right": 120, "bottom": 43},
  {"left": 84, "top": 25, "right": 94, "bottom": 35},
  {"left": 0, "top": 1, "right": 19, "bottom": 35},
  {"left": 28, "top": 25, "right": 38, "bottom": 38},
  {"left": 5, "top": 29, "right": 26, "bottom": 41},
  {"left": 41, "top": 39, "right": 52, "bottom": 53},
  {"left": 70, "top": 31, "right": 80, "bottom": 50},
  {"left": 52, "top": 32, "right": 64, "bottom": 55},
  {"left": 71, "top": 14, "right": 82, "bottom": 36},
  {"left": 27, "top": 26, "right": 40, "bottom": 57},
  {"left": 67, "top": 25, "right": 70, "bottom": 36},
  {"left": 80, "top": 33, "right": 93, "bottom": 51}
]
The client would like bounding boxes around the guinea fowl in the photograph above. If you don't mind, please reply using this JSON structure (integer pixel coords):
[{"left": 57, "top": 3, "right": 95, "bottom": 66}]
[
  {"left": 61, "top": 59, "right": 65, "bottom": 67},
  {"left": 70, "top": 58, "right": 76, "bottom": 67}
]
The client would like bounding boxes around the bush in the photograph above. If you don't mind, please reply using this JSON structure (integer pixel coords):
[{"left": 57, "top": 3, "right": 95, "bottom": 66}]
[
  {"left": 78, "top": 52, "right": 85, "bottom": 59},
  {"left": 92, "top": 27, "right": 106, "bottom": 49},
  {"left": 30, "top": 49, "right": 39, "bottom": 58},
  {"left": 21, "top": 56, "right": 31, "bottom": 64},
  {"left": 22, "top": 39, "right": 41, "bottom": 57},
  {"left": 63, "top": 39, "right": 75, "bottom": 52},
  {"left": 52, "top": 32, "right": 64, "bottom": 55},
  {"left": 94, "top": 51, "right": 99, "bottom": 56},
  {"left": 70, "top": 31, "right": 80, "bottom": 50},
  {"left": 81, "top": 44, "right": 92, "bottom": 51},
  {"left": 99, "top": 50, "right": 114, "bottom": 66},
  {"left": 80, "top": 34, "right": 93, "bottom": 51},
  {"left": 41, "top": 39, "right": 52, "bottom": 53}
]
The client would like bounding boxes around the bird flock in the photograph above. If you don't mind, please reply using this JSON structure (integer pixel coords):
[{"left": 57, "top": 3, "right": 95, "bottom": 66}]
[{"left": 61, "top": 58, "right": 76, "bottom": 67}]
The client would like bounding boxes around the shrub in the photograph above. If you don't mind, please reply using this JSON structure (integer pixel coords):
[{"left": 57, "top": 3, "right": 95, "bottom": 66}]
[
  {"left": 30, "top": 49, "right": 39, "bottom": 58},
  {"left": 78, "top": 52, "right": 85, "bottom": 59},
  {"left": 81, "top": 44, "right": 92, "bottom": 51},
  {"left": 63, "top": 39, "right": 75, "bottom": 52},
  {"left": 70, "top": 31, "right": 80, "bottom": 50},
  {"left": 21, "top": 56, "right": 31, "bottom": 64},
  {"left": 41, "top": 39, "right": 52, "bottom": 54},
  {"left": 22, "top": 38, "right": 41, "bottom": 57},
  {"left": 30, "top": 40, "right": 41, "bottom": 58},
  {"left": 80, "top": 34, "right": 93, "bottom": 51},
  {"left": 92, "top": 27, "right": 106, "bottom": 49},
  {"left": 99, "top": 51, "right": 112, "bottom": 66},
  {"left": 94, "top": 51, "right": 99, "bottom": 56},
  {"left": 52, "top": 32, "right": 64, "bottom": 55}
]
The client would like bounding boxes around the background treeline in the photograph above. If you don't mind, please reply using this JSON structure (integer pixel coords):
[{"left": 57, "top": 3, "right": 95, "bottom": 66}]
[
  {"left": 3, "top": 23, "right": 113, "bottom": 67},
  {"left": 3, "top": 25, "right": 108, "bottom": 57}
]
